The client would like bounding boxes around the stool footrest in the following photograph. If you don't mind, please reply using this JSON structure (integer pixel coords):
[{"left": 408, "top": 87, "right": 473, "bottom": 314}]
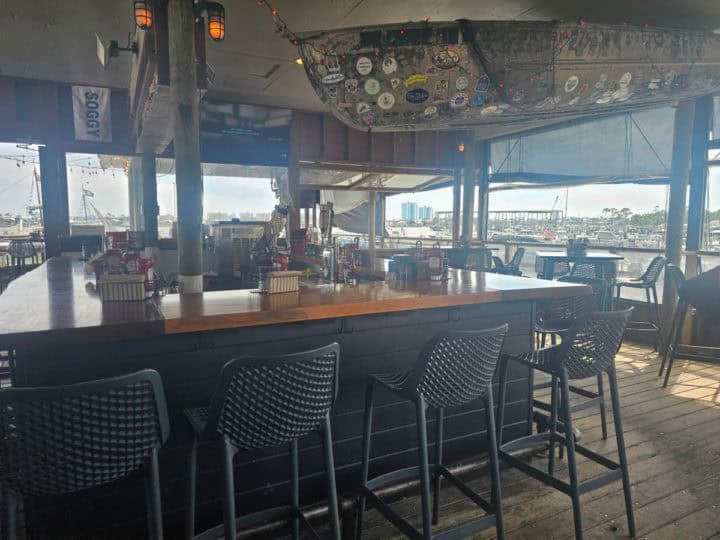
[
  {"left": 579, "top": 469, "right": 623, "bottom": 495},
  {"left": 500, "top": 432, "right": 551, "bottom": 454},
  {"left": 362, "top": 462, "right": 497, "bottom": 539},
  {"left": 193, "top": 504, "right": 318, "bottom": 540}
]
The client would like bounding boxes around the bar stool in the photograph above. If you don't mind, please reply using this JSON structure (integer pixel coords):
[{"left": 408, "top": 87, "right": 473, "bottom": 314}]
[
  {"left": 658, "top": 264, "right": 687, "bottom": 386},
  {"left": 534, "top": 276, "right": 610, "bottom": 443},
  {"left": 570, "top": 261, "right": 616, "bottom": 308},
  {"left": 615, "top": 256, "right": 666, "bottom": 349},
  {"left": 356, "top": 325, "right": 508, "bottom": 540},
  {"left": 0, "top": 369, "right": 170, "bottom": 540},
  {"left": 184, "top": 343, "right": 341, "bottom": 540},
  {"left": 497, "top": 309, "right": 636, "bottom": 540}
]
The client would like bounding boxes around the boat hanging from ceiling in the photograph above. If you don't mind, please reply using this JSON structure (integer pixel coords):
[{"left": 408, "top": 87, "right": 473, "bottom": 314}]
[{"left": 297, "top": 20, "right": 720, "bottom": 132}]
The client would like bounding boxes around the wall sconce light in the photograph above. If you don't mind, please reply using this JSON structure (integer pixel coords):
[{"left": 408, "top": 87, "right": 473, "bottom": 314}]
[
  {"left": 134, "top": 0, "right": 153, "bottom": 30},
  {"left": 204, "top": 2, "right": 226, "bottom": 41}
]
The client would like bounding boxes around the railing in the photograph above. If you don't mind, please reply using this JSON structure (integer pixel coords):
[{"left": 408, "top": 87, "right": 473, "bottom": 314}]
[{"left": 337, "top": 233, "right": 720, "bottom": 302}]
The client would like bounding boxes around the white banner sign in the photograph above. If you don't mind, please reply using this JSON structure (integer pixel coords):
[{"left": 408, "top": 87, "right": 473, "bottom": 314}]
[{"left": 72, "top": 86, "right": 112, "bottom": 143}]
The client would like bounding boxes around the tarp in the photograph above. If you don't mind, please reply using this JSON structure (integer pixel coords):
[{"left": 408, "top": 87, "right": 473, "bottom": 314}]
[
  {"left": 321, "top": 191, "right": 386, "bottom": 235},
  {"left": 489, "top": 106, "right": 675, "bottom": 187}
]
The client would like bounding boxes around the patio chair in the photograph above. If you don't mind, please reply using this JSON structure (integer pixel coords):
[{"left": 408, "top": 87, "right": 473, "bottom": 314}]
[
  {"left": 356, "top": 325, "right": 508, "bottom": 540},
  {"left": 184, "top": 343, "right": 341, "bottom": 540},
  {"left": 615, "top": 256, "right": 666, "bottom": 350},
  {"left": 497, "top": 309, "right": 636, "bottom": 540},
  {"left": 492, "top": 247, "right": 525, "bottom": 276},
  {"left": 0, "top": 370, "right": 170, "bottom": 540}
]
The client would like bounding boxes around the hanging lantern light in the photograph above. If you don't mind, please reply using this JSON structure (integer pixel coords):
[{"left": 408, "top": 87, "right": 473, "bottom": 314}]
[
  {"left": 134, "top": 0, "right": 153, "bottom": 30},
  {"left": 206, "top": 2, "right": 226, "bottom": 41}
]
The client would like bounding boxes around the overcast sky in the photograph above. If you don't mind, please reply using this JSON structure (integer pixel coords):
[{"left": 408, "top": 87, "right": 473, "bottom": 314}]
[{"left": 1, "top": 144, "right": 719, "bottom": 220}]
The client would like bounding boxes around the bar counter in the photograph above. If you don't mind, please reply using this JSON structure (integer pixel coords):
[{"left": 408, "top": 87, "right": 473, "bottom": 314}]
[
  {"left": 0, "top": 257, "right": 588, "bottom": 539},
  {"left": 0, "top": 256, "right": 587, "bottom": 347}
]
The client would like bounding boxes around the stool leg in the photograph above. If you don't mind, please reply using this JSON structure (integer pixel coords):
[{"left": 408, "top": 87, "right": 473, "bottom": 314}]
[
  {"left": 608, "top": 367, "right": 636, "bottom": 538},
  {"left": 548, "top": 375, "right": 558, "bottom": 476},
  {"left": 484, "top": 390, "right": 505, "bottom": 540},
  {"left": 559, "top": 368, "right": 583, "bottom": 540},
  {"left": 644, "top": 287, "right": 656, "bottom": 351},
  {"left": 321, "top": 414, "right": 341, "bottom": 540},
  {"left": 356, "top": 380, "right": 375, "bottom": 540},
  {"left": 415, "top": 397, "right": 432, "bottom": 540},
  {"left": 432, "top": 408, "right": 444, "bottom": 526},
  {"left": 597, "top": 374, "right": 608, "bottom": 441},
  {"left": 222, "top": 438, "right": 237, "bottom": 540},
  {"left": 145, "top": 448, "right": 164, "bottom": 540},
  {"left": 541, "top": 332, "right": 547, "bottom": 348},
  {"left": 651, "top": 285, "right": 661, "bottom": 350},
  {"left": 496, "top": 357, "right": 509, "bottom": 445},
  {"left": 663, "top": 301, "right": 686, "bottom": 388},
  {"left": 658, "top": 299, "right": 680, "bottom": 377},
  {"left": 185, "top": 433, "right": 197, "bottom": 540},
  {"left": 290, "top": 439, "right": 300, "bottom": 540}
]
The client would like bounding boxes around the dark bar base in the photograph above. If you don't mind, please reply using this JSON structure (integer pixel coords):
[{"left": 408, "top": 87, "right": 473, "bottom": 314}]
[{"left": 16, "top": 301, "right": 533, "bottom": 539}]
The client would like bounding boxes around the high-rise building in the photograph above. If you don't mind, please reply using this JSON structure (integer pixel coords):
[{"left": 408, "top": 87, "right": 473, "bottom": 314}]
[
  {"left": 401, "top": 201, "right": 418, "bottom": 221},
  {"left": 418, "top": 206, "right": 434, "bottom": 220}
]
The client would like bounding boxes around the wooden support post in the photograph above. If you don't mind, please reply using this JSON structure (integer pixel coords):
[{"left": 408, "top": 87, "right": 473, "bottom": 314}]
[
  {"left": 452, "top": 168, "right": 461, "bottom": 245},
  {"left": 368, "top": 191, "right": 377, "bottom": 260},
  {"left": 685, "top": 95, "right": 712, "bottom": 276},
  {"left": 662, "top": 100, "right": 695, "bottom": 336},
  {"left": 141, "top": 153, "right": 159, "bottom": 246},
  {"left": 461, "top": 132, "right": 479, "bottom": 243},
  {"left": 38, "top": 146, "right": 70, "bottom": 258},
  {"left": 169, "top": 0, "right": 203, "bottom": 293},
  {"left": 476, "top": 141, "right": 489, "bottom": 243},
  {"left": 380, "top": 194, "right": 386, "bottom": 248},
  {"left": 128, "top": 158, "right": 138, "bottom": 231}
]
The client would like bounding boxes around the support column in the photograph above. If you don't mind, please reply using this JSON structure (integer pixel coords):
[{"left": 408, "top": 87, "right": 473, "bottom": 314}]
[
  {"left": 368, "top": 191, "right": 377, "bottom": 260},
  {"left": 685, "top": 95, "right": 712, "bottom": 276},
  {"left": 476, "top": 141, "right": 490, "bottom": 242},
  {"left": 128, "top": 159, "right": 138, "bottom": 231},
  {"left": 38, "top": 146, "right": 70, "bottom": 258},
  {"left": 662, "top": 100, "right": 695, "bottom": 335},
  {"left": 169, "top": 0, "right": 203, "bottom": 293},
  {"left": 452, "top": 168, "right": 461, "bottom": 245},
  {"left": 141, "top": 153, "right": 159, "bottom": 246},
  {"left": 461, "top": 132, "right": 479, "bottom": 243}
]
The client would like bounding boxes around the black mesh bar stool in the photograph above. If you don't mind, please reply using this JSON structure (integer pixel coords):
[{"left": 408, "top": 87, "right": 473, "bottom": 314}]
[
  {"left": 0, "top": 369, "right": 170, "bottom": 540},
  {"left": 570, "top": 261, "right": 616, "bottom": 308},
  {"left": 615, "top": 256, "right": 666, "bottom": 349},
  {"left": 658, "top": 264, "right": 688, "bottom": 387},
  {"left": 536, "top": 259, "right": 570, "bottom": 280},
  {"left": 497, "top": 309, "right": 635, "bottom": 540},
  {"left": 356, "top": 325, "right": 508, "bottom": 540},
  {"left": 534, "top": 277, "right": 610, "bottom": 443},
  {"left": 184, "top": 343, "right": 341, "bottom": 540}
]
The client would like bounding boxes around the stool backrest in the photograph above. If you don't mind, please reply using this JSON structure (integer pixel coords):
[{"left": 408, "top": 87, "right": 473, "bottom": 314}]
[
  {"left": 406, "top": 325, "right": 508, "bottom": 408},
  {"left": 540, "top": 276, "right": 608, "bottom": 321},
  {"left": 205, "top": 343, "right": 340, "bottom": 451},
  {"left": 570, "top": 261, "right": 616, "bottom": 281},
  {"left": 0, "top": 369, "right": 169, "bottom": 497},
  {"left": 559, "top": 308, "right": 632, "bottom": 379},
  {"left": 664, "top": 263, "right": 686, "bottom": 299},
  {"left": 641, "top": 256, "right": 667, "bottom": 284},
  {"left": 509, "top": 247, "right": 525, "bottom": 268}
]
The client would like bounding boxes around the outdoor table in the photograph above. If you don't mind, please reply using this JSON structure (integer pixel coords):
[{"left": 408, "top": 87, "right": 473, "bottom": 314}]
[{"left": 535, "top": 250, "right": 625, "bottom": 280}]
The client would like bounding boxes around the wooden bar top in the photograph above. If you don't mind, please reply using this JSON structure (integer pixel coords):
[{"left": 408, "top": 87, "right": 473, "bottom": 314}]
[{"left": 0, "top": 257, "right": 589, "bottom": 347}]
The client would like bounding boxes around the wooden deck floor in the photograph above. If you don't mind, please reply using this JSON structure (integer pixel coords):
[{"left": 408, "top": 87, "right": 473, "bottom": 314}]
[{"left": 360, "top": 343, "right": 720, "bottom": 539}]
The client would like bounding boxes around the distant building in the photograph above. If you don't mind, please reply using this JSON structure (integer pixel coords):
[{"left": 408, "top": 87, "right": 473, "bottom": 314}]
[
  {"left": 418, "top": 206, "right": 434, "bottom": 220},
  {"left": 401, "top": 201, "right": 418, "bottom": 221}
]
